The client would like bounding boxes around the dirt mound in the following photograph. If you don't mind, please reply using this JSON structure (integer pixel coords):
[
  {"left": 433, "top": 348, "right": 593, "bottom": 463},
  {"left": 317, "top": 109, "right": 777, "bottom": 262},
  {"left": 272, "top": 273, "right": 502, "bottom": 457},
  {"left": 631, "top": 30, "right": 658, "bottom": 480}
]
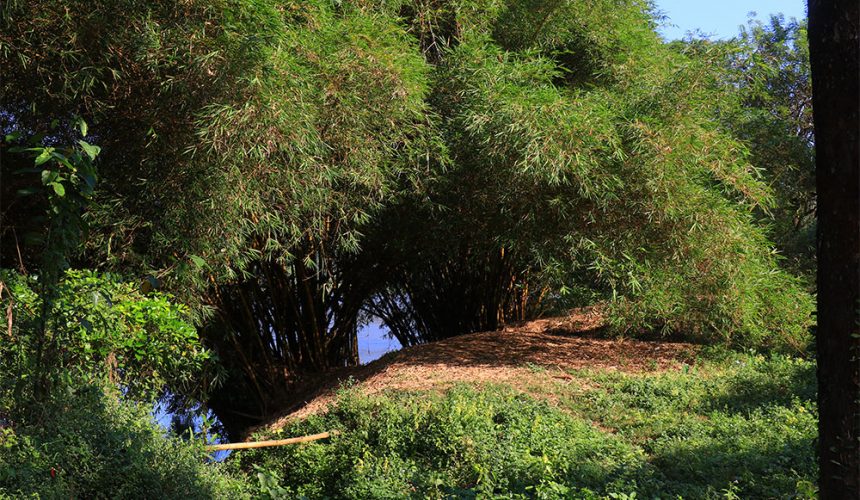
[{"left": 264, "top": 310, "right": 698, "bottom": 432}]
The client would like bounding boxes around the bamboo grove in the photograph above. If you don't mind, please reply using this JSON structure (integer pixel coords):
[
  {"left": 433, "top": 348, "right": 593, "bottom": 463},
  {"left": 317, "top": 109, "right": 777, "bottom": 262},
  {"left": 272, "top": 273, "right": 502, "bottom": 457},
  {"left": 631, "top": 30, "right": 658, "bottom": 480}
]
[{"left": 0, "top": 0, "right": 814, "bottom": 437}]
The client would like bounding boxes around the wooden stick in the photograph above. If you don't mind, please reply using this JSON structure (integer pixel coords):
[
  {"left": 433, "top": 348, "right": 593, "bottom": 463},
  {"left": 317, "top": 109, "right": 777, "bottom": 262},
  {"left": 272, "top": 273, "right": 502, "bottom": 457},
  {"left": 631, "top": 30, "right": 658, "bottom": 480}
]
[{"left": 205, "top": 431, "right": 339, "bottom": 452}]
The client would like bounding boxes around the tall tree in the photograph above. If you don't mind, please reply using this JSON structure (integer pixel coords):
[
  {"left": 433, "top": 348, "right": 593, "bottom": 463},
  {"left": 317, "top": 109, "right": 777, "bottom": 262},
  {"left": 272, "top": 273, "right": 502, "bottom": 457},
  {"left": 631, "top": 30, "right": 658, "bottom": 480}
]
[
  {"left": 808, "top": 0, "right": 860, "bottom": 496},
  {"left": 725, "top": 15, "right": 816, "bottom": 276}
]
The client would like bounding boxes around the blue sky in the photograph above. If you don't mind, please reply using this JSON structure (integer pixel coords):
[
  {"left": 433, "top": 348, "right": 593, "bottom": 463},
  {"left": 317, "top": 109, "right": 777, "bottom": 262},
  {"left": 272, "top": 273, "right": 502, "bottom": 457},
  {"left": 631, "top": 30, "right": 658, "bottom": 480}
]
[{"left": 656, "top": 0, "right": 807, "bottom": 40}]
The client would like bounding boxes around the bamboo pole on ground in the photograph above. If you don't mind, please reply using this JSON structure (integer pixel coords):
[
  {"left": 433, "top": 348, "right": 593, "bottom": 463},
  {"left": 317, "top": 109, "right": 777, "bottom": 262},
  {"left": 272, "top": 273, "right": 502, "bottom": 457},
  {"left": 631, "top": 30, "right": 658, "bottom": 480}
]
[{"left": 205, "top": 431, "right": 339, "bottom": 452}]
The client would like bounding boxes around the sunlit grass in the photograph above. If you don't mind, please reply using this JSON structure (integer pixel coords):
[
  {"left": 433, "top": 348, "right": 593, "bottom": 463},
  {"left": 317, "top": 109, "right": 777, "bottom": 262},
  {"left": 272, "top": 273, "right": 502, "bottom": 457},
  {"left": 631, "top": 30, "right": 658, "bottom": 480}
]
[{"left": 230, "top": 350, "right": 816, "bottom": 498}]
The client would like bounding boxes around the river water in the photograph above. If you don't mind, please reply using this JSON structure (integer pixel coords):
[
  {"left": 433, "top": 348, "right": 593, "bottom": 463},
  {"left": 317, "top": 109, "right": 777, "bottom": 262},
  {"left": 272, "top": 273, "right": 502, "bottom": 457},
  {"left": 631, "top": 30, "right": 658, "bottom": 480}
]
[
  {"left": 154, "top": 322, "right": 400, "bottom": 451},
  {"left": 357, "top": 322, "right": 401, "bottom": 363}
]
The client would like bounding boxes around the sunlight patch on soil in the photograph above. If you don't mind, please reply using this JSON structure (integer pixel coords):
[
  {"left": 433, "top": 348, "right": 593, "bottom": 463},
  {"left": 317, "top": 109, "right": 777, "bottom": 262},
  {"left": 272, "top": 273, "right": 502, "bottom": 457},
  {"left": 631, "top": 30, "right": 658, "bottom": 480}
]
[{"left": 265, "top": 310, "right": 699, "bottom": 431}]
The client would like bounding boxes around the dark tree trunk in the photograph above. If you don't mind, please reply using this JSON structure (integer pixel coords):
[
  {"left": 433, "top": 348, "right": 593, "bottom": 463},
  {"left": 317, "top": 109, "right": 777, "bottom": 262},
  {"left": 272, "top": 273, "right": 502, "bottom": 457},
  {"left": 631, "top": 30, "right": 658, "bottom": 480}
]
[
  {"left": 808, "top": 1, "right": 860, "bottom": 497},
  {"left": 202, "top": 246, "right": 372, "bottom": 440},
  {"left": 368, "top": 246, "right": 541, "bottom": 347}
]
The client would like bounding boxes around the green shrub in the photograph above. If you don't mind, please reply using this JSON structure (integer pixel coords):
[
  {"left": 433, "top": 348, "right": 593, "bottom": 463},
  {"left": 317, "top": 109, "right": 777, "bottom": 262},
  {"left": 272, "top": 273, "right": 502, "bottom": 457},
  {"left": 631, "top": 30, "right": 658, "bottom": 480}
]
[
  {"left": 0, "top": 268, "right": 210, "bottom": 403},
  {"left": 569, "top": 352, "right": 818, "bottom": 498},
  {"left": 229, "top": 353, "right": 816, "bottom": 499},
  {"left": 231, "top": 385, "right": 650, "bottom": 498},
  {"left": 0, "top": 385, "right": 251, "bottom": 499}
]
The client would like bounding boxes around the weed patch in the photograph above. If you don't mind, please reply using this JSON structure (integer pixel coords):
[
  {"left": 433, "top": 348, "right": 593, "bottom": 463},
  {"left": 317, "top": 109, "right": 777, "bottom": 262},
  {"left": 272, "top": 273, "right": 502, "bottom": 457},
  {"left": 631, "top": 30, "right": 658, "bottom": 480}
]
[{"left": 230, "top": 353, "right": 816, "bottom": 498}]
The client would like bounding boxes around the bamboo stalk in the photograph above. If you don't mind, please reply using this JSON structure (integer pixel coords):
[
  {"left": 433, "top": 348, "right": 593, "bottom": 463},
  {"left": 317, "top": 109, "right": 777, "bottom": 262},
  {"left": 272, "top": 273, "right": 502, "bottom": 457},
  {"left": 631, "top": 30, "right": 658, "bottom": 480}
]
[{"left": 205, "top": 431, "right": 340, "bottom": 452}]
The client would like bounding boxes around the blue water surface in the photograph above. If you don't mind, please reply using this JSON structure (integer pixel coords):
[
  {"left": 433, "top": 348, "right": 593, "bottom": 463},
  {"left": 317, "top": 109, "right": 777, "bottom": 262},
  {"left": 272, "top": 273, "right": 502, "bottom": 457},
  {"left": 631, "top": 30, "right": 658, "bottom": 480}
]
[
  {"left": 152, "top": 322, "right": 400, "bottom": 459},
  {"left": 358, "top": 322, "right": 401, "bottom": 364}
]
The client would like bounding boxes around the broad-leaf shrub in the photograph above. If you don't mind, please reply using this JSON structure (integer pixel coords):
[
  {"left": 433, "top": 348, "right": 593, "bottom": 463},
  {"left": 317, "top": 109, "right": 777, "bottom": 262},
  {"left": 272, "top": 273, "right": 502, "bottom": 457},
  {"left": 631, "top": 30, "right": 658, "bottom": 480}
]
[
  {"left": 0, "top": 269, "right": 210, "bottom": 403},
  {"left": 0, "top": 270, "right": 242, "bottom": 498},
  {"left": 0, "top": 385, "right": 250, "bottom": 499}
]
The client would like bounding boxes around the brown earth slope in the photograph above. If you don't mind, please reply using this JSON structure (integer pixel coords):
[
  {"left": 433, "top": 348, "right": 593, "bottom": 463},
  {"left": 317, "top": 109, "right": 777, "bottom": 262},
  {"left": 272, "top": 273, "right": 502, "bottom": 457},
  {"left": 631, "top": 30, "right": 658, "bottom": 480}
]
[{"left": 262, "top": 310, "right": 699, "bottom": 433}]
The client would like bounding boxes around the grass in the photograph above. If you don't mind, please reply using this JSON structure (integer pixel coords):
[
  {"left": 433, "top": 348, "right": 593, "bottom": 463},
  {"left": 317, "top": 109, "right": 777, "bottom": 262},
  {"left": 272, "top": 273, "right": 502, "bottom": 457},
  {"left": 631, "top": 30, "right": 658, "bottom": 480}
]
[{"left": 228, "top": 349, "right": 817, "bottom": 499}]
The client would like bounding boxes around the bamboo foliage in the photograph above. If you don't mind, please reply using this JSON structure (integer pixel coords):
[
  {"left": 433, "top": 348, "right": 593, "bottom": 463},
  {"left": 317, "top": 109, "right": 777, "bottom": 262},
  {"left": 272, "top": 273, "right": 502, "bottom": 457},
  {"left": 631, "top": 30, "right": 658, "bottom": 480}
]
[
  {"left": 1, "top": 0, "right": 814, "bottom": 437},
  {"left": 357, "top": 1, "right": 812, "bottom": 349}
]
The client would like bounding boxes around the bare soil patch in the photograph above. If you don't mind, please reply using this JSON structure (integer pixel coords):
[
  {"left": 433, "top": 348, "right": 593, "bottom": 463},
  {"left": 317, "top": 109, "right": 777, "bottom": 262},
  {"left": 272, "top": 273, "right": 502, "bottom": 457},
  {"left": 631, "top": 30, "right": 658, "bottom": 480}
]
[{"left": 263, "top": 309, "right": 698, "bottom": 432}]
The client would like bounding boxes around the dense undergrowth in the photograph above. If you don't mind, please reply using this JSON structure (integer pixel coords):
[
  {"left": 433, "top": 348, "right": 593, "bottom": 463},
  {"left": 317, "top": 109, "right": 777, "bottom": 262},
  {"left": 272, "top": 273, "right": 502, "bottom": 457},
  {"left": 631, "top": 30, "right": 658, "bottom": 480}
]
[
  {"left": 230, "top": 350, "right": 817, "bottom": 499},
  {"left": 0, "top": 346, "right": 817, "bottom": 499},
  {"left": 0, "top": 386, "right": 250, "bottom": 499}
]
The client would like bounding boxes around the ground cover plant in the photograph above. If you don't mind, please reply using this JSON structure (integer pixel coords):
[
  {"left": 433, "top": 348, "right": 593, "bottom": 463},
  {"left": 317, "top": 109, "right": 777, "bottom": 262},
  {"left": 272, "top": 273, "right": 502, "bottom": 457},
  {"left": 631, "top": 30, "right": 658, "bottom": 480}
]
[
  {"left": 230, "top": 350, "right": 817, "bottom": 499},
  {"left": 0, "top": 385, "right": 251, "bottom": 499}
]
